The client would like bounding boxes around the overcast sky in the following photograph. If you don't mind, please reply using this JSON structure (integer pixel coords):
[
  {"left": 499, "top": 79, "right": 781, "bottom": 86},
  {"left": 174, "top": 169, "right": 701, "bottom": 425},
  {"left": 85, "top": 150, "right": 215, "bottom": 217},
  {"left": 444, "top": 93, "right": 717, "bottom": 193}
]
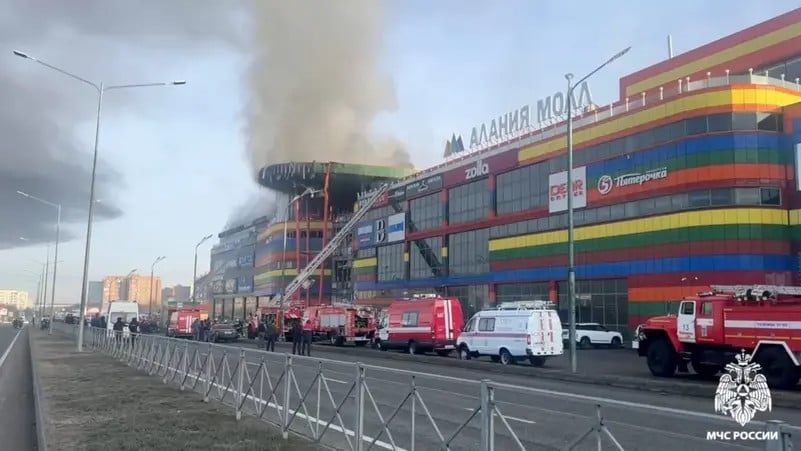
[{"left": 0, "top": 1, "right": 795, "bottom": 302}]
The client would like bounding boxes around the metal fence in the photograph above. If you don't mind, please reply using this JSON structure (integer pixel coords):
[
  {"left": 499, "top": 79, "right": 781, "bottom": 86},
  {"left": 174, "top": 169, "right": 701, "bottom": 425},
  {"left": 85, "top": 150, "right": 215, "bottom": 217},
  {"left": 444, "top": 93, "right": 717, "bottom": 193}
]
[{"left": 51, "top": 323, "right": 795, "bottom": 451}]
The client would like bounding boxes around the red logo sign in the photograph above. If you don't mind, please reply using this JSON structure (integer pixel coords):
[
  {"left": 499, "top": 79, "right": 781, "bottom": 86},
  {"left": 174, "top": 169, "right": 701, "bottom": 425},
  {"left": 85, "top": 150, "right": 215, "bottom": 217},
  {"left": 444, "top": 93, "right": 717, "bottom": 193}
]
[{"left": 550, "top": 180, "right": 584, "bottom": 201}]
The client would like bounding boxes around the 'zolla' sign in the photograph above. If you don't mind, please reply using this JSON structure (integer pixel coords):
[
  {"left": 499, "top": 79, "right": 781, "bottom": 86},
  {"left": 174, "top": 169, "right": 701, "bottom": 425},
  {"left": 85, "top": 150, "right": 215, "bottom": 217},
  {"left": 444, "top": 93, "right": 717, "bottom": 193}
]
[{"left": 468, "top": 81, "right": 593, "bottom": 149}]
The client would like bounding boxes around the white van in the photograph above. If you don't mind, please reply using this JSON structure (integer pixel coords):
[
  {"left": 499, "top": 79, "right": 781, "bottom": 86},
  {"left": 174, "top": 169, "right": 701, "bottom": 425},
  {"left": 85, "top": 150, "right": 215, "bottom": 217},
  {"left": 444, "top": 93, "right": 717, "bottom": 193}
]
[
  {"left": 106, "top": 300, "right": 140, "bottom": 337},
  {"left": 457, "top": 301, "right": 563, "bottom": 366}
]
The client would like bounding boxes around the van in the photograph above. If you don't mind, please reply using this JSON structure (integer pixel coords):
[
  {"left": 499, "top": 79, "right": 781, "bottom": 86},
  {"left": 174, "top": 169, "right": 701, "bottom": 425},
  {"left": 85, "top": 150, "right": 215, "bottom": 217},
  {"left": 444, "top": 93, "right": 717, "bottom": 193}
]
[
  {"left": 457, "top": 301, "right": 563, "bottom": 366},
  {"left": 375, "top": 294, "right": 463, "bottom": 356},
  {"left": 106, "top": 300, "right": 140, "bottom": 337}
]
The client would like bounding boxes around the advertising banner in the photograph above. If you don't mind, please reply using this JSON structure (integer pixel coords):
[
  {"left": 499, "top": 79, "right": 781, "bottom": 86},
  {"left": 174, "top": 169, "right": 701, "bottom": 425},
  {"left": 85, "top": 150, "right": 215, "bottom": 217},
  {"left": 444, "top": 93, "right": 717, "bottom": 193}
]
[
  {"left": 387, "top": 212, "right": 406, "bottom": 242},
  {"left": 224, "top": 279, "right": 238, "bottom": 294},
  {"left": 548, "top": 166, "right": 587, "bottom": 213},
  {"left": 237, "top": 276, "right": 253, "bottom": 294},
  {"left": 405, "top": 174, "right": 443, "bottom": 198},
  {"left": 357, "top": 221, "right": 374, "bottom": 248},
  {"left": 212, "top": 280, "right": 225, "bottom": 294},
  {"left": 387, "top": 186, "right": 406, "bottom": 203},
  {"left": 374, "top": 218, "right": 387, "bottom": 245},
  {"left": 237, "top": 252, "right": 255, "bottom": 268}
]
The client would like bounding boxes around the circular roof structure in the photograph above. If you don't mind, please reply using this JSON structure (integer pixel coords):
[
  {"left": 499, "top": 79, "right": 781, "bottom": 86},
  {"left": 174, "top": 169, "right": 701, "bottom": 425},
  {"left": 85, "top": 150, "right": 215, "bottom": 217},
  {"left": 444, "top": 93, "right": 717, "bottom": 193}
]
[{"left": 257, "top": 161, "right": 414, "bottom": 205}]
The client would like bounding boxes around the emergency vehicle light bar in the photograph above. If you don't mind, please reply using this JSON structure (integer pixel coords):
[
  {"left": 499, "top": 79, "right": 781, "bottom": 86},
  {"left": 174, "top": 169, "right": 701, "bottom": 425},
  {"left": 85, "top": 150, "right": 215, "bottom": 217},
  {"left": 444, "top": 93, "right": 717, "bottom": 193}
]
[{"left": 710, "top": 285, "right": 801, "bottom": 296}]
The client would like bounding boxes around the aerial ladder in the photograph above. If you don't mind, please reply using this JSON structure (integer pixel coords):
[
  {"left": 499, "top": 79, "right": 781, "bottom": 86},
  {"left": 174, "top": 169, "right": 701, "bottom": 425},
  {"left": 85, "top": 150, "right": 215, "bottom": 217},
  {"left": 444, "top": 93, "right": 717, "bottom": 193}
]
[{"left": 278, "top": 183, "right": 391, "bottom": 304}]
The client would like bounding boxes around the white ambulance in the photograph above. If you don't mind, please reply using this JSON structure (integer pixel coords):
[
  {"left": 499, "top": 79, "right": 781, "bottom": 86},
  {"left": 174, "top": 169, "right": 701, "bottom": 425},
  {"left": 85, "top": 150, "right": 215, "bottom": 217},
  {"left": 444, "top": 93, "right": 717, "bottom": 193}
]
[{"left": 457, "top": 301, "right": 563, "bottom": 366}]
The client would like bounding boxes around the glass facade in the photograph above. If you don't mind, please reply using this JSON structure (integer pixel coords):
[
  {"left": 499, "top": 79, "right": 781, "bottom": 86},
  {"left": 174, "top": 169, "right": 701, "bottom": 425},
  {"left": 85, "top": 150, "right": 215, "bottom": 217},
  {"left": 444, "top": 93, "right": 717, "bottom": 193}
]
[
  {"left": 377, "top": 243, "right": 405, "bottom": 281},
  {"left": 409, "top": 237, "right": 444, "bottom": 279},
  {"left": 556, "top": 279, "right": 629, "bottom": 337},
  {"left": 448, "top": 178, "right": 490, "bottom": 224},
  {"left": 409, "top": 193, "right": 443, "bottom": 231},
  {"left": 448, "top": 229, "right": 489, "bottom": 276},
  {"left": 496, "top": 282, "right": 550, "bottom": 304},
  {"left": 447, "top": 285, "right": 489, "bottom": 321}
]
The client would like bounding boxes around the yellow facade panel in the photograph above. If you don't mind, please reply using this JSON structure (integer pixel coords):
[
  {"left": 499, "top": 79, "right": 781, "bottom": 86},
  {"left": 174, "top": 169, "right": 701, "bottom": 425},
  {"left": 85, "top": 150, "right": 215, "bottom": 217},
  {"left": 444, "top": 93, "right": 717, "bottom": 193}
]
[{"left": 353, "top": 257, "right": 378, "bottom": 268}]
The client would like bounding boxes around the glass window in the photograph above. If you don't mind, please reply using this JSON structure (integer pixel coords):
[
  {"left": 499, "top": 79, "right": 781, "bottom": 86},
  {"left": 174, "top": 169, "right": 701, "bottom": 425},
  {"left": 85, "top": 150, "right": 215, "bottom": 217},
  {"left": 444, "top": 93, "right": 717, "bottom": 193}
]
[
  {"left": 685, "top": 116, "right": 707, "bottom": 135},
  {"left": 410, "top": 193, "right": 443, "bottom": 232},
  {"left": 401, "top": 311, "right": 419, "bottom": 327},
  {"left": 757, "top": 113, "right": 780, "bottom": 132},
  {"left": 496, "top": 283, "right": 550, "bottom": 304},
  {"left": 409, "top": 237, "right": 444, "bottom": 279},
  {"left": 732, "top": 113, "right": 757, "bottom": 130},
  {"left": 478, "top": 317, "right": 495, "bottom": 332},
  {"left": 448, "top": 229, "right": 490, "bottom": 276},
  {"left": 688, "top": 190, "right": 710, "bottom": 207},
  {"left": 707, "top": 113, "right": 732, "bottom": 132},
  {"left": 376, "top": 243, "right": 405, "bottom": 281},
  {"left": 449, "top": 179, "right": 490, "bottom": 224},
  {"left": 735, "top": 188, "right": 761, "bottom": 205},
  {"left": 710, "top": 188, "right": 733, "bottom": 206},
  {"left": 496, "top": 162, "right": 548, "bottom": 215},
  {"left": 701, "top": 302, "right": 713, "bottom": 315},
  {"left": 760, "top": 187, "right": 780, "bottom": 206}
]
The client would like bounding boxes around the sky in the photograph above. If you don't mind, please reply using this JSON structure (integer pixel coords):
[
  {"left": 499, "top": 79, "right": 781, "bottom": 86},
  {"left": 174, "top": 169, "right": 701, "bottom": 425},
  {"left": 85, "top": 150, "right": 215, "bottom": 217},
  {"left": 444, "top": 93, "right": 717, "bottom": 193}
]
[{"left": 0, "top": 0, "right": 797, "bottom": 303}]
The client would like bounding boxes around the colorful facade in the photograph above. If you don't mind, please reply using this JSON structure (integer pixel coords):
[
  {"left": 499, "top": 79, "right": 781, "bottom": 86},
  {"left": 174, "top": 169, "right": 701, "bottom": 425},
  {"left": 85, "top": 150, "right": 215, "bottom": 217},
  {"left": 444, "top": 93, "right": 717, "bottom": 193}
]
[{"left": 353, "top": 8, "right": 801, "bottom": 336}]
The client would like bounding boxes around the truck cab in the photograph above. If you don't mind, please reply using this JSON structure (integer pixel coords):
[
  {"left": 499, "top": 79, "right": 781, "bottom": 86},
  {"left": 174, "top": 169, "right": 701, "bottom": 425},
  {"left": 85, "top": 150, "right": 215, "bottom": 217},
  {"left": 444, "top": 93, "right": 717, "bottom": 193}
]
[{"left": 638, "top": 285, "right": 801, "bottom": 388}]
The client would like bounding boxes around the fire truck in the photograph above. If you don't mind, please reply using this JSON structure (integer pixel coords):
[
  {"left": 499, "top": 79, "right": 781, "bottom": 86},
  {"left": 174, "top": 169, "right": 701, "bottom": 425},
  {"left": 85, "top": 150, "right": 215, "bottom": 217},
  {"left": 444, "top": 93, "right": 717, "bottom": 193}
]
[
  {"left": 166, "top": 305, "right": 210, "bottom": 338},
  {"left": 305, "top": 305, "right": 375, "bottom": 346},
  {"left": 637, "top": 284, "right": 801, "bottom": 388}
]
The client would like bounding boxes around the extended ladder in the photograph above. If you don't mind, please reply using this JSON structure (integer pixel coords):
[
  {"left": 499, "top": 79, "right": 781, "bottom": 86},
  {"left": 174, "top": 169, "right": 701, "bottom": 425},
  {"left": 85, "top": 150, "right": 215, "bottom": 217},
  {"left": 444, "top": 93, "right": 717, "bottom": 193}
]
[
  {"left": 711, "top": 285, "right": 801, "bottom": 296},
  {"left": 279, "top": 183, "right": 391, "bottom": 303}
]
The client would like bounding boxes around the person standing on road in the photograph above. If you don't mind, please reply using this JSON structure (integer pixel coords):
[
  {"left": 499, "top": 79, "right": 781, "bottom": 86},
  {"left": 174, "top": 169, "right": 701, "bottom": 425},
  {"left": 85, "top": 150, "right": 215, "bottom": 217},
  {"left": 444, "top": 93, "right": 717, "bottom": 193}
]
[
  {"left": 128, "top": 317, "right": 139, "bottom": 347},
  {"left": 191, "top": 318, "right": 200, "bottom": 341},
  {"left": 113, "top": 317, "right": 124, "bottom": 342},
  {"left": 302, "top": 320, "right": 313, "bottom": 356},
  {"left": 291, "top": 321, "right": 302, "bottom": 355},
  {"left": 263, "top": 320, "right": 276, "bottom": 352}
]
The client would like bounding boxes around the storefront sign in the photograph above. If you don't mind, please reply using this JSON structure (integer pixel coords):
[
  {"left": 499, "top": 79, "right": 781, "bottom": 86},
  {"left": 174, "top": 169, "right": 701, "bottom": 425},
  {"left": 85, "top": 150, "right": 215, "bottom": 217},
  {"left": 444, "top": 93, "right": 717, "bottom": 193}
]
[
  {"left": 388, "top": 186, "right": 406, "bottom": 203},
  {"left": 224, "top": 279, "right": 237, "bottom": 294},
  {"left": 212, "top": 280, "right": 225, "bottom": 294},
  {"left": 387, "top": 212, "right": 406, "bottom": 242},
  {"left": 405, "top": 174, "right": 443, "bottom": 198},
  {"left": 357, "top": 222, "right": 374, "bottom": 247},
  {"left": 465, "top": 158, "right": 490, "bottom": 181},
  {"left": 468, "top": 82, "right": 593, "bottom": 149},
  {"left": 237, "top": 276, "right": 253, "bottom": 294},
  {"left": 597, "top": 167, "right": 668, "bottom": 195},
  {"left": 374, "top": 218, "right": 387, "bottom": 244},
  {"left": 548, "top": 166, "right": 587, "bottom": 213}
]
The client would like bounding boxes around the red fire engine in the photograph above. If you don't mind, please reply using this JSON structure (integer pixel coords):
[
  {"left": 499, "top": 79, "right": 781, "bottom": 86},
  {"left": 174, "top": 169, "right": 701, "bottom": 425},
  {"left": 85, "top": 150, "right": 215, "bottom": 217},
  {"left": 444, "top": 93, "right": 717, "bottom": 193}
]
[
  {"left": 166, "top": 305, "right": 211, "bottom": 338},
  {"left": 305, "top": 305, "right": 375, "bottom": 346},
  {"left": 637, "top": 284, "right": 801, "bottom": 388},
  {"left": 374, "top": 294, "right": 463, "bottom": 355}
]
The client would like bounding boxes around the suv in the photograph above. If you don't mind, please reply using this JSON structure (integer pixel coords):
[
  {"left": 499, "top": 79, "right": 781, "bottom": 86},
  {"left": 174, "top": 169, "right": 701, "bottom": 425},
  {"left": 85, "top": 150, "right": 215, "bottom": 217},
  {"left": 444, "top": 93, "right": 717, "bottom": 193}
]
[{"left": 562, "top": 323, "right": 623, "bottom": 348}]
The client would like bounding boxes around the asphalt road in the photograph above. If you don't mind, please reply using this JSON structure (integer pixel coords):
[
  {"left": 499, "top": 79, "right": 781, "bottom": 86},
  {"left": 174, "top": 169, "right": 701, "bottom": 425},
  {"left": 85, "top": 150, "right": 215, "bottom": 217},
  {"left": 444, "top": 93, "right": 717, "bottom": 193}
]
[
  {"left": 0, "top": 325, "right": 37, "bottom": 451},
  {"left": 132, "top": 336, "right": 801, "bottom": 451}
]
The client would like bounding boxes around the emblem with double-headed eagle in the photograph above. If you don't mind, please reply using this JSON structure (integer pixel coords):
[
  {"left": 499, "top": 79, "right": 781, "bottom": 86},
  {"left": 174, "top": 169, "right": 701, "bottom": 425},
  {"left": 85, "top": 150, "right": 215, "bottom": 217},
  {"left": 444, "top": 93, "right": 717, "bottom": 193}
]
[{"left": 714, "top": 350, "right": 772, "bottom": 426}]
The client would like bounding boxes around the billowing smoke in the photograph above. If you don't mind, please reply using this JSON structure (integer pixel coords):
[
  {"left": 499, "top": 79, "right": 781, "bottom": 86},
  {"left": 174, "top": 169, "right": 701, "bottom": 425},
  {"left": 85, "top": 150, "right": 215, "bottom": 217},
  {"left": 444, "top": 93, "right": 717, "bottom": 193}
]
[
  {"left": 0, "top": 0, "right": 243, "bottom": 249},
  {"left": 245, "top": 1, "right": 413, "bottom": 170},
  {"left": 223, "top": 190, "right": 279, "bottom": 231}
]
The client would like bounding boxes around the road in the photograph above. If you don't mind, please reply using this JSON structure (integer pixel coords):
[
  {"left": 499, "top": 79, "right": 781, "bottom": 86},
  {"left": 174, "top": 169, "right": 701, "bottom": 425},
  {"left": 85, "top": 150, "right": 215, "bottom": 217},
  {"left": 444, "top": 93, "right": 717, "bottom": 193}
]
[
  {"left": 134, "top": 336, "right": 801, "bottom": 451},
  {"left": 0, "top": 325, "right": 37, "bottom": 451}
]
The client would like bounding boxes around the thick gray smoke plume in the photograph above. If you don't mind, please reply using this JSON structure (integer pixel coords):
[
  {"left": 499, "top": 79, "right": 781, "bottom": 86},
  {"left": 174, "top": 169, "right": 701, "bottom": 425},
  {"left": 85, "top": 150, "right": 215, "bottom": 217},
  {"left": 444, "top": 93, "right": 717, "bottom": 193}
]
[
  {"left": 245, "top": 1, "right": 414, "bottom": 170},
  {"left": 0, "top": 0, "right": 242, "bottom": 249},
  {"left": 224, "top": 190, "right": 279, "bottom": 231}
]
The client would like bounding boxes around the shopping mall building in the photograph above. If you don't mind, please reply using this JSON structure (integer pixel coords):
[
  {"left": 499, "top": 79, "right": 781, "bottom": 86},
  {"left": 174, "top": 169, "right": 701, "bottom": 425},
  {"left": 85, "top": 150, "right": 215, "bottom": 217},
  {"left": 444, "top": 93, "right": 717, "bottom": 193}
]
[{"left": 352, "top": 8, "right": 801, "bottom": 335}]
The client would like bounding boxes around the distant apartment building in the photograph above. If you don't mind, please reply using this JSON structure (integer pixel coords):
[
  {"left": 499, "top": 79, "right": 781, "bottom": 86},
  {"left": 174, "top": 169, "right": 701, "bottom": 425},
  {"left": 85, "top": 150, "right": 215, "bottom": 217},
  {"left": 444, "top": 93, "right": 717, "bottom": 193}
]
[
  {"left": 0, "top": 290, "right": 31, "bottom": 310},
  {"left": 103, "top": 274, "right": 161, "bottom": 311},
  {"left": 162, "top": 284, "right": 191, "bottom": 302}
]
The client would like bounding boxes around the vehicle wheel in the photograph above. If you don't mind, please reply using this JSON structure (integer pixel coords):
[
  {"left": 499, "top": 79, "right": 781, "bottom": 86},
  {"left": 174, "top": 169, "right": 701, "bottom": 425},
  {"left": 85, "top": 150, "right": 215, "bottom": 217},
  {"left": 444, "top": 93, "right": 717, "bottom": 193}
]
[
  {"left": 579, "top": 337, "right": 592, "bottom": 348},
  {"left": 529, "top": 356, "right": 547, "bottom": 367},
  {"left": 335, "top": 336, "right": 345, "bottom": 346},
  {"left": 355, "top": 341, "right": 366, "bottom": 347},
  {"left": 458, "top": 345, "right": 471, "bottom": 360},
  {"left": 756, "top": 347, "right": 800, "bottom": 389},
  {"left": 499, "top": 348, "right": 513, "bottom": 365},
  {"left": 692, "top": 362, "right": 721, "bottom": 378},
  {"left": 436, "top": 350, "right": 451, "bottom": 357},
  {"left": 376, "top": 340, "right": 387, "bottom": 351},
  {"left": 490, "top": 355, "right": 500, "bottom": 363},
  {"left": 408, "top": 341, "right": 418, "bottom": 354},
  {"left": 646, "top": 339, "right": 677, "bottom": 377},
  {"left": 610, "top": 337, "right": 622, "bottom": 348}
]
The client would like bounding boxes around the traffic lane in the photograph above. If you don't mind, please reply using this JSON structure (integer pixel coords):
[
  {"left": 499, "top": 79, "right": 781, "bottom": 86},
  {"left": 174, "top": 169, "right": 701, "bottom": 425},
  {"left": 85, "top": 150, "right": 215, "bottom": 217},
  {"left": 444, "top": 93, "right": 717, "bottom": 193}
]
[
  {"left": 137, "top": 340, "right": 795, "bottom": 450},
  {"left": 271, "top": 357, "right": 775, "bottom": 451},
  {"left": 0, "top": 327, "right": 36, "bottom": 451}
]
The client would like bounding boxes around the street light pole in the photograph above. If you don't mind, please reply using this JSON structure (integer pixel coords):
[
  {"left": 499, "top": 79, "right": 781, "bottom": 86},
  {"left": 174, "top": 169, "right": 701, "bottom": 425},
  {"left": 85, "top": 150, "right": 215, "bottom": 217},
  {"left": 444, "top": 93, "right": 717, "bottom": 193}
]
[
  {"left": 192, "top": 234, "right": 213, "bottom": 304},
  {"left": 565, "top": 46, "right": 631, "bottom": 374},
  {"left": 149, "top": 256, "right": 166, "bottom": 317},
  {"left": 17, "top": 191, "right": 61, "bottom": 335},
  {"left": 278, "top": 188, "right": 319, "bottom": 340},
  {"left": 12, "top": 49, "right": 186, "bottom": 352}
]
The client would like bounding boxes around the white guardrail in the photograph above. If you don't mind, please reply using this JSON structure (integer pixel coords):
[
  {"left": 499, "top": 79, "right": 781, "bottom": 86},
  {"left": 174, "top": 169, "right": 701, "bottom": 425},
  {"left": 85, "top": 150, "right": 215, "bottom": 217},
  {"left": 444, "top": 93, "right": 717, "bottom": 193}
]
[{"left": 50, "top": 322, "right": 794, "bottom": 451}]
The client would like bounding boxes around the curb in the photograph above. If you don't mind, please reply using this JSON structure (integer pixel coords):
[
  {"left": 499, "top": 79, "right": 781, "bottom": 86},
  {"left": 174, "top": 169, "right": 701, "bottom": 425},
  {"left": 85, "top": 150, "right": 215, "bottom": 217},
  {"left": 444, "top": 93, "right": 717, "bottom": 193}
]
[
  {"left": 241, "top": 339, "right": 801, "bottom": 409},
  {"left": 28, "top": 329, "right": 49, "bottom": 451}
]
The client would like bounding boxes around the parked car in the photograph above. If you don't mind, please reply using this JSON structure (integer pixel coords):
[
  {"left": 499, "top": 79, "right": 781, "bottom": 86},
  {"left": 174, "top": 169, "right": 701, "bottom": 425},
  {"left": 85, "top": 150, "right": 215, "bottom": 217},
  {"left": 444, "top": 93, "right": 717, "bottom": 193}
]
[
  {"left": 209, "top": 324, "right": 239, "bottom": 343},
  {"left": 562, "top": 322, "right": 623, "bottom": 348}
]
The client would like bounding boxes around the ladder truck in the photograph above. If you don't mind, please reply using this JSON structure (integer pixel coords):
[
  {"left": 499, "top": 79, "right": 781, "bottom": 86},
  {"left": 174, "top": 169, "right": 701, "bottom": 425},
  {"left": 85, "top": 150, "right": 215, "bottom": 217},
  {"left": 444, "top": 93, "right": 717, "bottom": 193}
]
[
  {"left": 276, "top": 183, "right": 391, "bottom": 331},
  {"left": 636, "top": 284, "right": 801, "bottom": 388}
]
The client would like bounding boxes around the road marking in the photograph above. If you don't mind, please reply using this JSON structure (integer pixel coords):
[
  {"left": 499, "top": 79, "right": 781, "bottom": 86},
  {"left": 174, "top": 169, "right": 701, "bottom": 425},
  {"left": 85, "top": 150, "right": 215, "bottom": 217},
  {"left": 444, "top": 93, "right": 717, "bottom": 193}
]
[
  {"left": 0, "top": 328, "right": 22, "bottom": 369},
  {"left": 149, "top": 361, "right": 404, "bottom": 451},
  {"left": 463, "top": 407, "right": 536, "bottom": 425}
]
